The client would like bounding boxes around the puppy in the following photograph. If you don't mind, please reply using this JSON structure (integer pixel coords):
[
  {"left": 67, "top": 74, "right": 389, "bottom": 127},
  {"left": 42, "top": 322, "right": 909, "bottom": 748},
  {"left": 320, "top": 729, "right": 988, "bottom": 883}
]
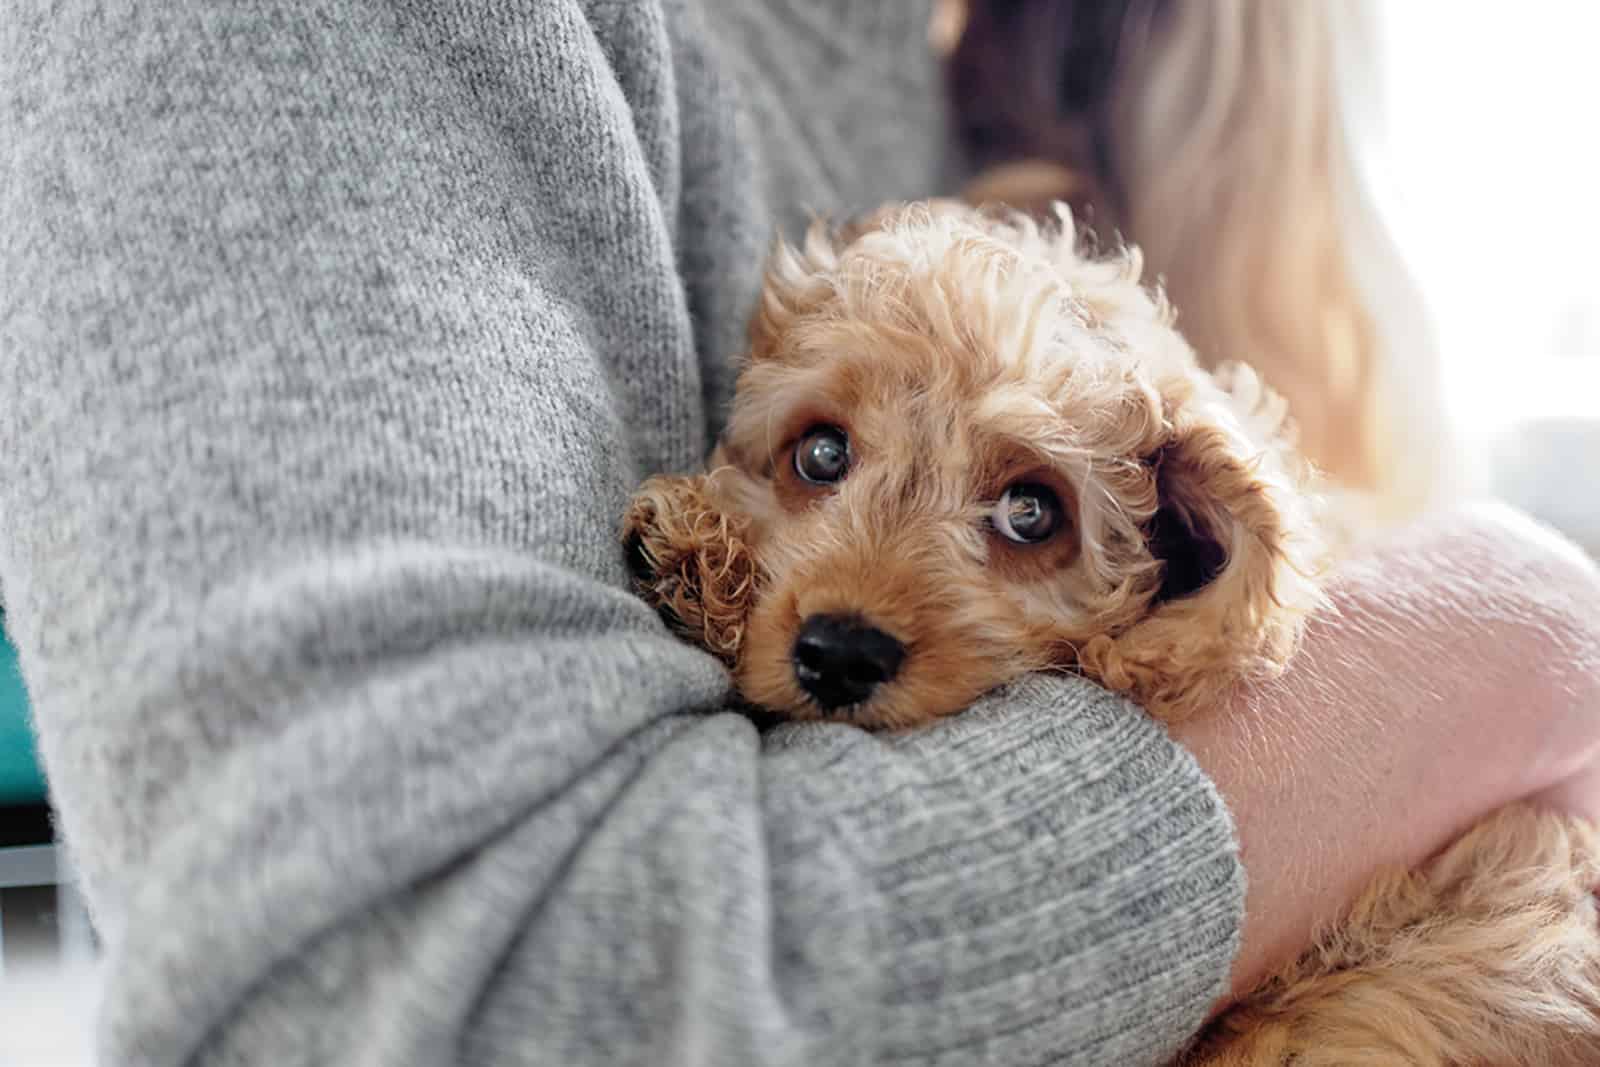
[
  {"left": 623, "top": 202, "right": 1600, "bottom": 1064},
  {"left": 625, "top": 200, "right": 1325, "bottom": 729}
]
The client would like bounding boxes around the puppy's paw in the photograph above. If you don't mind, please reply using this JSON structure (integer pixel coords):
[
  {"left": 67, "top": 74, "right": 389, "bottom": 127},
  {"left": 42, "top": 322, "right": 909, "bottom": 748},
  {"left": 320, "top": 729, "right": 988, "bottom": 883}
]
[
  {"left": 1075, "top": 633, "right": 1240, "bottom": 723},
  {"left": 622, "top": 474, "right": 758, "bottom": 666},
  {"left": 622, "top": 475, "right": 702, "bottom": 610}
]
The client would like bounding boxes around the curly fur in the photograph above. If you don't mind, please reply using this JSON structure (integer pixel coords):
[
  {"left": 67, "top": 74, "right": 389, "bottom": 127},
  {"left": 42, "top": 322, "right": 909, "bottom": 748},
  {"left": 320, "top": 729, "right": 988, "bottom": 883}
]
[
  {"left": 624, "top": 472, "right": 759, "bottom": 667},
  {"left": 624, "top": 200, "right": 1326, "bottom": 725}
]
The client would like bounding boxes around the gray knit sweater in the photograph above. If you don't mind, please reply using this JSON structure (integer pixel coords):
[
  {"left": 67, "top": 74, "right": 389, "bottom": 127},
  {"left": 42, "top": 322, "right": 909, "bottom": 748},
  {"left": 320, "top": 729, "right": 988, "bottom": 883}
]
[{"left": 0, "top": 1, "right": 1244, "bottom": 1064}]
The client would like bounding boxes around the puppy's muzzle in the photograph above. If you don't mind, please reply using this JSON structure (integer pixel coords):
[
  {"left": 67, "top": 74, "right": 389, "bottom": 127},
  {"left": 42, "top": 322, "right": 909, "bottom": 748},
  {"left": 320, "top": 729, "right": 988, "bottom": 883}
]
[{"left": 792, "top": 614, "right": 905, "bottom": 711}]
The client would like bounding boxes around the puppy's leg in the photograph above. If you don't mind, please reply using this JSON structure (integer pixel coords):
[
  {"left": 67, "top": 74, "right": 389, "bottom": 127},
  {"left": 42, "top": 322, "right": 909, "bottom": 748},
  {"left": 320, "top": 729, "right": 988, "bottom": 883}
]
[
  {"left": 622, "top": 474, "right": 758, "bottom": 667},
  {"left": 1183, "top": 805, "right": 1600, "bottom": 1066}
]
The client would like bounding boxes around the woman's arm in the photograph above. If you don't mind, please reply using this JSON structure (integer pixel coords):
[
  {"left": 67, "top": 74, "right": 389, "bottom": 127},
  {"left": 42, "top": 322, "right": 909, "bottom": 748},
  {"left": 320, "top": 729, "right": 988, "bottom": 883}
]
[
  {"left": 0, "top": 2, "right": 1242, "bottom": 1065},
  {"left": 1178, "top": 504, "right": 1600, "bottom": 1004}
]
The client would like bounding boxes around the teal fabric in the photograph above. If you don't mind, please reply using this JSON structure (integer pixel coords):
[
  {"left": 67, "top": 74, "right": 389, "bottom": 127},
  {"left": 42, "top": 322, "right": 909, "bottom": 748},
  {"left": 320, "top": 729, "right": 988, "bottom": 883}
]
[{"left": 0, "top": 617, "right": 44, "bottom": 806}]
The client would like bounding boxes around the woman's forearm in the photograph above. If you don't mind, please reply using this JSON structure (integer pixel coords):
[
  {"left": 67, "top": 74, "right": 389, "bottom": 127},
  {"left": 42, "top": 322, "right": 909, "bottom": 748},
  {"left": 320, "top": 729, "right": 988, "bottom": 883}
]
[{"left": 1178, "top": 502, "right": 1600, "bottom": 1005}]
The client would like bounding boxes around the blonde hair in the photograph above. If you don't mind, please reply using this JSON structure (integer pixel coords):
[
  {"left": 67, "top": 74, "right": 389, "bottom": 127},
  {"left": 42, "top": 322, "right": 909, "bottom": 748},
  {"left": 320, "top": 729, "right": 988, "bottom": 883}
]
[
  {"left": 949, "top": 0, "right": 1461, "bottom": 517},
  {"left": 1103, "top": 0, "right": 1456, "bottom": 516}
]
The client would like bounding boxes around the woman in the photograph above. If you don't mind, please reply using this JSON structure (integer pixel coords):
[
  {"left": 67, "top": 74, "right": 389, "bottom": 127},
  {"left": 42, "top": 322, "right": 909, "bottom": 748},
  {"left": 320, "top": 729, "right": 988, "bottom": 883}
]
[{"left": 1, "top": 1, "right": 1596, "bottom": 1064}]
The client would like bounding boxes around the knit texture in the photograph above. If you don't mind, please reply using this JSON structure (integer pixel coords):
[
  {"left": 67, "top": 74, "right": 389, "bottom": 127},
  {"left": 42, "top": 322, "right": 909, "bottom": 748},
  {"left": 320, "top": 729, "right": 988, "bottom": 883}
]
[{"left": 0, "top": 1, "right": 1244, "bottom": 1064}]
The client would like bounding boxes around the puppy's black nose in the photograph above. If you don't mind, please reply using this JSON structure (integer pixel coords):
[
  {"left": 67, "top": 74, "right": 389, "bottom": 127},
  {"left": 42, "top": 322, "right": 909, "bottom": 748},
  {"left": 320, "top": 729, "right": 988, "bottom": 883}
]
[{"left": 792, "top": 614, "right": 905, "bottom": 711}]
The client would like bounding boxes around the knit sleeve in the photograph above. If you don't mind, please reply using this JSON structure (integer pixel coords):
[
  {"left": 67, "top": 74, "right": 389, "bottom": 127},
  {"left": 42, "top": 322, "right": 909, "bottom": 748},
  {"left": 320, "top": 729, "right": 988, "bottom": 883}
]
[{"left": 0, "top": 1, "right": 1243, "bottom": 1064}]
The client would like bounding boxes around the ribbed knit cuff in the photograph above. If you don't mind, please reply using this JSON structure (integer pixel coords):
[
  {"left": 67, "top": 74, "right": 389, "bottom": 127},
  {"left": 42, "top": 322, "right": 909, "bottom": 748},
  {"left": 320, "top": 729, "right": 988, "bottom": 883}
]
[{"left": 767, "top": 673, "right": 1244, "bottom": 1065}]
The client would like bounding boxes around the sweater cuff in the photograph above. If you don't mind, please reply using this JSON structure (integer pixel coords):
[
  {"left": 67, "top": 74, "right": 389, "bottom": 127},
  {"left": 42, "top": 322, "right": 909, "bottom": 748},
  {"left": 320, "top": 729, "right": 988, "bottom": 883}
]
[{"left": 770, "top": 673, "right": 1244, "bottom": 1065}]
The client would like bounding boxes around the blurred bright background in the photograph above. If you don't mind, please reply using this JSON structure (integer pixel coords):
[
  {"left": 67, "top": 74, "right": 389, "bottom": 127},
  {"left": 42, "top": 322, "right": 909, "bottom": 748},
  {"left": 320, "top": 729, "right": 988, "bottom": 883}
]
[
  {"left": 1382, "top": 2, "right": 1600, "bottom": 425},
  {"left": 1379, "top": 2, "right": 1600, "bottom": 551}
]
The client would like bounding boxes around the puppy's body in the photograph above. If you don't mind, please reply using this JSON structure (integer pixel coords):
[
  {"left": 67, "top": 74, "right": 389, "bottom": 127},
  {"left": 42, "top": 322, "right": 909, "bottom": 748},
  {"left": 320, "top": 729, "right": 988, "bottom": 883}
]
[{"left": 624, "top": 202, "right": 1600, "bottom": 1063}]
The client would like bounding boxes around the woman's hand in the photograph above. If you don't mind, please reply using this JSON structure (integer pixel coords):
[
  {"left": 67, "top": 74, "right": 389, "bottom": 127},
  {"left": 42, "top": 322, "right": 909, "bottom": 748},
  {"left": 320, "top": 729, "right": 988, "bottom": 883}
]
[{"left": 1176, "top": 502, "right": 1600, "bottom": 1005}]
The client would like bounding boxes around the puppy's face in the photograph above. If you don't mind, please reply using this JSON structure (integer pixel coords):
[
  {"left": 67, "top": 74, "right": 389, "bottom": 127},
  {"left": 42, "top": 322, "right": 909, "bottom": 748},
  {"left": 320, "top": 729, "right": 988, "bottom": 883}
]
[{"left": 711, "top": 203, "right": 1321, "bottom": 727}]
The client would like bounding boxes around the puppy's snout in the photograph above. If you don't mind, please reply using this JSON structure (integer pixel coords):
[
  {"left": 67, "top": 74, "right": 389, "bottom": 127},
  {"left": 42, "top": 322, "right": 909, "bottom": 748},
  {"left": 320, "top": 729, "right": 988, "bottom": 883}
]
[{"left": 792, "top": 614, "right": 905, "bottom": 711}]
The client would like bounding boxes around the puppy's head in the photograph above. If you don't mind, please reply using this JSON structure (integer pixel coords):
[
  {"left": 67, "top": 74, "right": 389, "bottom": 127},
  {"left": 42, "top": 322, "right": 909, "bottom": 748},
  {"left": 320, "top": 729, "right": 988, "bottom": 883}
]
[{"left": 715, "top": 202, "right": 1325, "bottom": 727}]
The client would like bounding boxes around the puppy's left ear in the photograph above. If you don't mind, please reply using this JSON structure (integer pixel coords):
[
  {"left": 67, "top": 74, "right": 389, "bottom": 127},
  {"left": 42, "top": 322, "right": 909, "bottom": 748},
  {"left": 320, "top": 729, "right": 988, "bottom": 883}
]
[
  {"left": 748, "top": 219, "right": 842, "bottom": 363},
  {"left": 1079, "top": 364, "right": 1330, "bottom": 721}
]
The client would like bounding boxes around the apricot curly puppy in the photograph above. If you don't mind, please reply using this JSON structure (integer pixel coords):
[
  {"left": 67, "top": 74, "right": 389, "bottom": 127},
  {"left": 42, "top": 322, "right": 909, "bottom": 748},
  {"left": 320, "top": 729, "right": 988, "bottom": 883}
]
[
  {"left": 623, "top": 202, "right": 1600, "bottom": 1063},
  {"left": 627, "top": 201, "right": 1326, "bottom": 727}
]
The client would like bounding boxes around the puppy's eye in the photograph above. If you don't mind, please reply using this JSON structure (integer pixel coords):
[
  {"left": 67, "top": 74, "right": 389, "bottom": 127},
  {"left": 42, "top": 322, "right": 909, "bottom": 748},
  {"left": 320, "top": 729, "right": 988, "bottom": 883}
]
[
  {"left": 991, "top": 482, "right": 1063, "bottom": 544},
  {"left": 794, "top": 425, "right": 850, "bottom": 484}
]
